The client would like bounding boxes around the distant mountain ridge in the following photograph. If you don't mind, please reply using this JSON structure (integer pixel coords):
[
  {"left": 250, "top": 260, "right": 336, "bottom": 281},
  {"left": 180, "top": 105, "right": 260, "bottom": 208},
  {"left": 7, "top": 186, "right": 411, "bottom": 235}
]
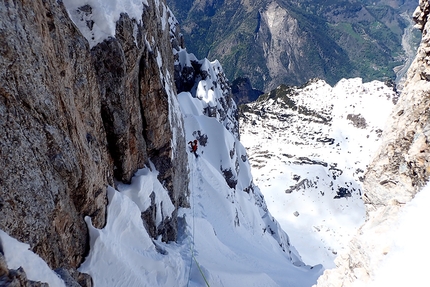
[{"left": 167, "top": 0, "right": 418, "bottom": 92}]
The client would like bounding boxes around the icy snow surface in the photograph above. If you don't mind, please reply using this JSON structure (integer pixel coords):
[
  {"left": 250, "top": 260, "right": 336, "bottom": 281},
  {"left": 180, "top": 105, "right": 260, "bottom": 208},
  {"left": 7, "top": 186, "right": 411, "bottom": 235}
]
[
  {"left": 78, "top": 186, "right": 188, "bottom": 286},
  {"left": 240, "top": 78, "right": 397, "bottom": 268}
]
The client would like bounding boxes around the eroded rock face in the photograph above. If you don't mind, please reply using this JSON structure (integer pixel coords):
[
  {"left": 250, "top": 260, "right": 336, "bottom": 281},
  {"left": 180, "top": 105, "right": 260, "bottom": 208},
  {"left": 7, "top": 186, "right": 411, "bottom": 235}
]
[
  {"left": 0, "top": 0, "right": 110, "bottom": 271},
  {"left": 316, "top": 1, "right": 430, "bottom": 285},
  {"left": 230, "top": 77, "right": 263, "bottom": 105},
  {"left": 0, "top": 0, "right": 188, "bottom": 278}
]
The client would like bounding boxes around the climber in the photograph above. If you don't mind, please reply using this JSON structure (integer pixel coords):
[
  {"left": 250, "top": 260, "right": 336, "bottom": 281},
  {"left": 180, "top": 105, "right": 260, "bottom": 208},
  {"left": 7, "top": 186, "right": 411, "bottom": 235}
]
[{"left": 188, "top": 139, "right": 198, "bottom": 157}]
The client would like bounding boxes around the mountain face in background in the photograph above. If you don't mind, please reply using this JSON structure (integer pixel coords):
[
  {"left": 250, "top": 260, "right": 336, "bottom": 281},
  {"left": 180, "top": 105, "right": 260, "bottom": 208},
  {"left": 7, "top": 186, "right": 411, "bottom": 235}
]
[{"left": 167, "top": 0, "right": 419, "bottom": 92}]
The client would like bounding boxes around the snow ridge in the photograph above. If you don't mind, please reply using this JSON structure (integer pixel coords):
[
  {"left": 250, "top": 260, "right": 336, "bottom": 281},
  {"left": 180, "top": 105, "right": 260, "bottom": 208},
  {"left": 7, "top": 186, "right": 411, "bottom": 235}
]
[
  {"left": 174, "top": 48, "right": 240, "bottom": 138},
  {"left": 176, "top": 68, "right": 323, "bottom": 285}
]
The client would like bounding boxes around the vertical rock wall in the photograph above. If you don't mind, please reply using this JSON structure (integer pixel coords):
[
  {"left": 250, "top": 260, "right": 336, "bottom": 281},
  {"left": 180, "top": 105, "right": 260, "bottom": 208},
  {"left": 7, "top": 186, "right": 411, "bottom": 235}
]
[
  {"left": 316, "top": 0, "right": 430, "bottom": 285},
  {"left": 0, "top": 0, "right": 188, "bottom": 279},
  {"left": 0, "top": 0, "right": 110, "bottom": 271}
]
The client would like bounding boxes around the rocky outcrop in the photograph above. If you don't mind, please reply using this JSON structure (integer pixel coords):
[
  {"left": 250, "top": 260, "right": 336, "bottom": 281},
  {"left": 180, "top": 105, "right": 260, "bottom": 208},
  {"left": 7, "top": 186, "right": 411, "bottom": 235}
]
[
  {"left": 230, "top": 77, "right": 263, "bottom": 105},
  {"left": 0, "top": 0, "right": 188, "bottom": 281},
  {"left": 0, "top": 0, "right": 110, "bottom": 273},
  {"left": 316, "top": 1, "right": 430, "bottom": 285},
  {"left": 88, "top": 0, "right": 189, "bottom": 240}
]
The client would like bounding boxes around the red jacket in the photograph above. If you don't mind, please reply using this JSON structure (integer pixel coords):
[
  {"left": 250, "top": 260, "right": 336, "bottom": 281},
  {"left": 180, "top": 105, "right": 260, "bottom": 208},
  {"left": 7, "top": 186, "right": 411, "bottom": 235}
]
[{"left": 189, "top": 140, "right": 198, "bottom": 153}]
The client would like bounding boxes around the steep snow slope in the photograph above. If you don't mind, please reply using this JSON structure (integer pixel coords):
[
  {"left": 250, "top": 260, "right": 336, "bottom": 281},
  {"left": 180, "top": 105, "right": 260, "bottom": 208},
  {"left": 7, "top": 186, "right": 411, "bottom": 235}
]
[{"left": 240, "top": 78, "right": 397, "bottom": 268}]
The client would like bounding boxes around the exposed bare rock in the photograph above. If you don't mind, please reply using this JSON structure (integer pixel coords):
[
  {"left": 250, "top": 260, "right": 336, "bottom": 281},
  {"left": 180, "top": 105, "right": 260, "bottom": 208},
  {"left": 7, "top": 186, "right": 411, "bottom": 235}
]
[
  {"left": 316, "top": 1, "right": 430, "bottom": 285},
  {"left": 230, "top": 77, "right": 264, "bottom": 105},
  {"left": 0, "top": 0, "right": 188, "bottom": 280},
  {"left": 0, "top": 0, "right": 110, "bottom": 271},
  {"left": 54, "top": 268, "right": 91, "bottom": 287},
  {"left": 413, "top": 0, "right": 430, "bottom": 30}
]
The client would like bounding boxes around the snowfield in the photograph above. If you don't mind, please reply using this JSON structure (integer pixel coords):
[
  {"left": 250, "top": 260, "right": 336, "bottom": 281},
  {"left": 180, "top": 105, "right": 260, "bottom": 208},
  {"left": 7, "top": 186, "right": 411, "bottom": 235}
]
[{"left": 240, "top": 78, "right": 397, "bottom": 268}]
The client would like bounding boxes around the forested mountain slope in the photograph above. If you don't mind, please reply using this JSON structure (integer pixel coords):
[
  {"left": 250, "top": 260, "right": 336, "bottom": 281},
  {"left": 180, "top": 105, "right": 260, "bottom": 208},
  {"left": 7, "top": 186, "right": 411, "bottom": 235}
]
[{"left": 168, "top": 0, "right": 418, "bottom": 91}]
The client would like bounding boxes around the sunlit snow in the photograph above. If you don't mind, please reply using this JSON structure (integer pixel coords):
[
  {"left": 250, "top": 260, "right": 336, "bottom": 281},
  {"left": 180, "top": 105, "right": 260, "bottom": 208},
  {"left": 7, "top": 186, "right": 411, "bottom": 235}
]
[
  {"left": 240, "top": 78, "right": 397, "bottom": 268},
  {"left": 76, "top": 61, "right": 324, "bottom": 286},
  {"left": 0, "top": 231, "right": 66, "bottom": 287},
  {"left": 355, "top": 183, "right": 430, "bottom": 287}
]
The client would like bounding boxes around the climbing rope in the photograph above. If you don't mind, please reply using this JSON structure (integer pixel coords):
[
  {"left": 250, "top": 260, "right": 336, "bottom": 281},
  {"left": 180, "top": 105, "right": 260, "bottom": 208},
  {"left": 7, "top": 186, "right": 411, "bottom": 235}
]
[
  {"left": 191, "top": 251, "right": 210, "bottom": 287},
  {"left": 187, "top": 154, "right": 211, "bottom": 287}
]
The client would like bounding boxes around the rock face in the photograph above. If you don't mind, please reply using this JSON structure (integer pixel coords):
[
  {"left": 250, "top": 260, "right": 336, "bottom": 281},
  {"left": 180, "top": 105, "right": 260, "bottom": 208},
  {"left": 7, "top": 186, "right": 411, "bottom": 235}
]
[
  {"left": 0, "top": 0, "right": 188, "bottom": 280},
  {"left": 230, "top": 77, "right": 263, "bottom": 105},
  {"left": 316, "top": 0, "right": 430, "bottom": 285}
]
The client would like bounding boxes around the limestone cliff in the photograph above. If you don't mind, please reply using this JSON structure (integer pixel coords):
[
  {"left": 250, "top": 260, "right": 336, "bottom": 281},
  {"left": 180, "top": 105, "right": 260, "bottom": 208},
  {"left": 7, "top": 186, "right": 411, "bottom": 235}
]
[
  {"left": 0, "top": 0, "right": 188, "bottom": 283},
  {"left": 316, "top": 0, "right": 430, "bottom": 285}
]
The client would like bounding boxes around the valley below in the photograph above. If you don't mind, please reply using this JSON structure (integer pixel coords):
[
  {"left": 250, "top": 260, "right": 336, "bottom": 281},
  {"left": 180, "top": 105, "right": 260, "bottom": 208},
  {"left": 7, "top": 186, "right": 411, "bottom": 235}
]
[{"left": 395, "top": 11, "right": 421, "bottom": 89}]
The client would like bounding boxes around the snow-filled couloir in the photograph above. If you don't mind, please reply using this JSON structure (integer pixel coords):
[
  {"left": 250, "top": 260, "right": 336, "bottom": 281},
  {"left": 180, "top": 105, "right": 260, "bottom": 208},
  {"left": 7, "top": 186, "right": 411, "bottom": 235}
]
[{"left": 77, "top": 51, "right": 324, "bottom": 286}]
